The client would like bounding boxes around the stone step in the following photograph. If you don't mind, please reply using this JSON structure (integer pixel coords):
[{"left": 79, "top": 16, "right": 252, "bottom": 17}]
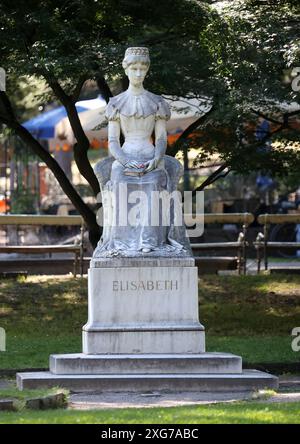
[
  {"left": 17, "top": 370, "right": 278, "bottom": 393},
  {"left": 49, "top": 352, "right": 242, "bottom": 375}
]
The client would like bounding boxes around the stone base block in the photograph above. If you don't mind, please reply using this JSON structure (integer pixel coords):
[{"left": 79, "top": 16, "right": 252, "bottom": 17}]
[
  {"left": 17, "top": 370, "right": 278, "bottom": 393},
  {"left": 50, "top": 352, "right": 242, "bottom": 375},
  {"left": 84, "top": 263, "right": 204, "bottom": 354},
  {"left": 82, "top": 327, "right": 205, "bottom": 354}
]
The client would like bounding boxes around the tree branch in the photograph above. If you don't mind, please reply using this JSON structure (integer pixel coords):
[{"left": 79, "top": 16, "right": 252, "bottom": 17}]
[
  {"left": 285, "top": 109, "right": 300, "bottom": 118},
  {"left": 71, "top": 75, "right": 87, "bottom": 102},
  {"left": 251, "top": 107, "right": 300, "bottom": 125},
  {"left": 167, "top": 106, "right": 214, "bottom": 156},
  {"left": 189, "top": 107, "right": 300, "bottom": 195},
  {"left": 194, "top": 108, "right": 300, "bottom": 193},
  {"left": 46, "top": 77, "right": 100, "bottom": 196},
  {"left": 47, "top": 78, "right": 70, "bottom": 103},
  {"left": 192, "top": 163, "right": 229, "bottom": 196},
  {"left": 0, "top": 91, "right": 16, "bottom": 122},
  {"left": 96, "top": 76, "right": 113, "bottom": 103},
  {"left": 250, "top": 108, "right": 282, "bottom": 125},
  {"left": 242, "top": 122, "right": 285, "bottom": 151}
]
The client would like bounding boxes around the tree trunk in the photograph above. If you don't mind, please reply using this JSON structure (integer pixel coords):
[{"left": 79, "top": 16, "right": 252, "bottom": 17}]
[
  {"left": 9, "top": 120, "right": 101, "bottom": 247},
  {"left": 47, "top": 79, "right": 100, "bottom": 197},
  {"left": 62, "top": 101, "right": 100, "bottom": 197},
  {"left": 183, "top": 147, "right": 190, "bottom": 191}
]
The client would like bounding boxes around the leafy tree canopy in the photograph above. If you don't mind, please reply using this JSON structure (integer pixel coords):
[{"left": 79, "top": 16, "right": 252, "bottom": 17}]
[
  {"left": 187, "top": 0, "right": 300, "bottom": 182},
  {"left": 0, "top": 0, "right": 300, "bottom": 242}
]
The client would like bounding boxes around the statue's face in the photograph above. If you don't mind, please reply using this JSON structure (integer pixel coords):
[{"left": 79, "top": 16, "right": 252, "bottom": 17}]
[{"left": 125, "top": 62, "right": 148, "bottom": 87}]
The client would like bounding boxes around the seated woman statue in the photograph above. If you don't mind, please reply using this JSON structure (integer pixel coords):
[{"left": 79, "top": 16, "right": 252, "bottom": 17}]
[{"left": 93, "top": 47, "right": 192, "bottom": 258}]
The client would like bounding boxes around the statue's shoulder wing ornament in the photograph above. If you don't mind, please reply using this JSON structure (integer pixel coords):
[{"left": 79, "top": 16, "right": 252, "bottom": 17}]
[{"left": 105, "top": 90, "right": 171, "bottom": 120}]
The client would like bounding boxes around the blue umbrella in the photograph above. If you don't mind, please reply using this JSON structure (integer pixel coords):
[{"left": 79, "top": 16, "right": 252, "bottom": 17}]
[{"left": 23, "top": 104, "right": 89, "bottom": 139}]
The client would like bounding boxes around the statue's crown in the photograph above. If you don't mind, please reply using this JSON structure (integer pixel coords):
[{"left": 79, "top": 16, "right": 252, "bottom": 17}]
[{"left": 125, "top": 47, "right": 149, "bottom": 57}]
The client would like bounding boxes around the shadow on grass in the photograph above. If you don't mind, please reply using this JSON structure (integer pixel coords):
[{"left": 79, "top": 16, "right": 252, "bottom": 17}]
[
  {"left": 0, "top": 274, "right": 299, "bottom": 369},
  {"left": 199, "top": 274, "right": 300, "bottom": 335},
  {"left": 0, "top": 276, "right": 88, "bottom": 336}
]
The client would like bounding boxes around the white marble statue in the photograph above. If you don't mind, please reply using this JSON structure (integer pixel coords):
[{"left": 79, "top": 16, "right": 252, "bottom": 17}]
[{"left": 93, "top": 47, "right": 191, "bottom": 258}]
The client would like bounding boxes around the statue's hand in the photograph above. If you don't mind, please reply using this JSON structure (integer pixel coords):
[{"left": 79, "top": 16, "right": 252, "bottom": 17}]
[
  {"left": 145, "top": 158, "right": 158, "bottom": 173},
  {"left": 124, "top": 160, "right": 141, "bottom": 169}
]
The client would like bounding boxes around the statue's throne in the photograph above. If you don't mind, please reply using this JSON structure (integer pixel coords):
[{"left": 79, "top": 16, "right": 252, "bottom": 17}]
[
  {"left": 93, "top": 154, "right": 191, "bottom": 256},
  {"left": 94, "top": 155, "right": 184, "bottom": 192}
]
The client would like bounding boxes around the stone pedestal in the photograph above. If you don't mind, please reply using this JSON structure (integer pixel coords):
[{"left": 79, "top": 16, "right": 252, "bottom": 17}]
[
  {"left": 17, "top": 257, "right": 278, "bottom": 393},
  {"left": 83, "top": 257, "right": 205, "bottom": 354}
]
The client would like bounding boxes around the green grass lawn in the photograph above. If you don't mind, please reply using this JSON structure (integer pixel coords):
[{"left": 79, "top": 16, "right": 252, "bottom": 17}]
[
  {"left": 1, "top": 402, "right": 300, "bottom": 424},
  {"left": 0, "top": 335, "right": 296, "bottom": 370},
  {"left": 0, "top": 274, "right": 299, "bottom": 369},
  {"left": 268, "top": 257, "right": 300, "bottom": 263},
  {"left": 0, "top": 386, "right": 65, "bottom": 401},
  {"left": 0, "top": 274, "right": 300, "bottom": 424}
]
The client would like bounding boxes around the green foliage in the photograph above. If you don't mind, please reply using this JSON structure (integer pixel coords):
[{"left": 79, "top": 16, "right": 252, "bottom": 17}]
[
  {"left": 0, "top": 0, "right": 300, "bottom": 187},
  {"left": 10, "top": 190, "right": 37, "bottom": 214},
  {"left": 0, "top": 0, "right": 211, "bottom": 94},
  {"left": 201, "top": 1, "right": 300, "bottom": 104},
  {"left": 193, "top": 0, "right": 300, "bottom": 177},
  {"left": 6, "top": 76, "right": 51, "bottom": 122},
  {"left": 1, "top": 401, "right": 300, "bottom": 424}
]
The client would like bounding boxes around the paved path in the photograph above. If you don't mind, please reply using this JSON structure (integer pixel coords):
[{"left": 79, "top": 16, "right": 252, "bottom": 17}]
[
  {"left": 1, "top": 377, "right": 300, "bottom": 409},
  {"left": 69, "top": 391, "right": 254, "bottom": 410},
  {"left": 69, "top": 376, "right": 300, "bottom": 409},
  {"left": 69, "top": 388, "right": 300, "bottom": 410},
  {"left": 260, "top": 392, "right": 300, "bottom": 403}
]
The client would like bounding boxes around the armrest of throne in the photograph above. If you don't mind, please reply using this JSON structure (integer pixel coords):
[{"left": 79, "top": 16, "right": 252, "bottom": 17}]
[
  {"left": 94, "top": 156, "right": 114, "bottom": 189},
  {"left": 164, "top": 155, "right": 184, "bottom": 192}
]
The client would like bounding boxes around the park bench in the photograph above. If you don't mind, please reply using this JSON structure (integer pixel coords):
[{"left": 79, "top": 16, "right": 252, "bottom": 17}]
[
  {"left": 0, "top": 213, "right": 254, "bottom": 276},
  {"left": 254, "top": 213, "right": 300, "bottom": 273},
  {"left": 185, "top": 213, "right": 254, "bottom": 275},
  {"left": 0, "top": 215, "right": 85, "bottom": 277}
]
